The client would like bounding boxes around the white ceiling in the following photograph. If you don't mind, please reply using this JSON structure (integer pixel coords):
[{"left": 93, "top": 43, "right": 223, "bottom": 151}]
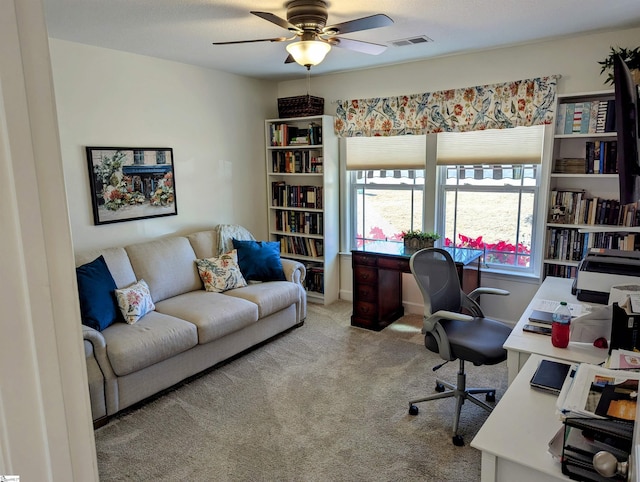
[{"left": 43, "top": 0, "right": 640, "bottom": 82}]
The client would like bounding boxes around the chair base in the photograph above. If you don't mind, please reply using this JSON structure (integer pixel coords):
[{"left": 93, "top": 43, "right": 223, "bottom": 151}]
[{"left": 408, "top": 359, "right": 497, "bottom": 446}]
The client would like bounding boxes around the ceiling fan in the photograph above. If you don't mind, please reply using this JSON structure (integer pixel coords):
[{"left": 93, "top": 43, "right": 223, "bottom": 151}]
[{"left": 212, "top": 0, "right": 393, "bottom": 69}]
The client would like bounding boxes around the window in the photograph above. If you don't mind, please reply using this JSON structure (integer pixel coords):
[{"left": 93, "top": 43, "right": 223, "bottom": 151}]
[
  {"left": 344, "top": 135, "right": 426, "bottom": 248},
  {"left": 351, "top": 169, "right": 425, "bottom": 246},
  {"left": 440, "top": 164, "right": 538, "bottom": 269},
  {"left": 436, "top": 126, "right": 545, "bottom": 273}
]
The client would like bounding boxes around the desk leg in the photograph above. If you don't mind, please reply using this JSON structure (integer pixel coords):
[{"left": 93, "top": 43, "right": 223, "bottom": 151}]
[
  {"left": 480, "top": 451, "right": 498, "bottom": 482},
  {"left": 506, "top": 350, "right": 529, "bottom": 386}
]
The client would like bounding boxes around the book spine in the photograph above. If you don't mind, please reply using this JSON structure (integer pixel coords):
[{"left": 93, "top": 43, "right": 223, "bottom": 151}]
[
  {"left": 564, "top": 103, "right": 575, "bottom": 134},
  {"left": 580, "top": 101, "right": 591, "bottom": 134},
  {"left": 555, "top": 103, "right": 566, "bottom": 135},
  {"left": 572, "top": 102, "right": 584, "bottom": 133},
  {"left": 595, "top": 101, "right": 608, "bottom": 133},
  {"left": 585, "top": 141, "right": 595, "bottom": 174}
]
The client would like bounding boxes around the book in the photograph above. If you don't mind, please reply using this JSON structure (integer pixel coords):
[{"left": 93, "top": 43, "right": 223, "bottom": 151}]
[
  {"left": 579, "top": 101, "right": 591, "bottom": 134},
  {"left": 555, "top": 103, "right": 566, "bottom": 135},
  {"left": 608, "top": 348, "right": 640, "bottom": 370},
  {"left": 563, "top": 103, "right": 575, "bottom": 134},
  {"left": 528, "top": 309, "right": 576, "bottom": 325},
  {"left": 557, "top": 362, "right": 640, "bottom": 421},
  {"left": 571, "top": 102, "right": 584, "bottom": 133},
  {"left": 530, "top": 359, "right": 573, "bottom": 394}
]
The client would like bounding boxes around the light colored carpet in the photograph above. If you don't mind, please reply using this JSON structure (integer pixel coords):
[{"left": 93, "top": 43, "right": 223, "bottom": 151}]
[{"left": 95, "top": 301, "right": 508, "bottom": 481}]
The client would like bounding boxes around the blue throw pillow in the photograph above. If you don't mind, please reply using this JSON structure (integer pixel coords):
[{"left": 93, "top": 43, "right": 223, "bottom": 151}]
[
  {"left": 76, "top": 255, "right": 119, "bottom": 331},
  {"left": 232, "top": 239, "right": 286, "bottom": 282}
]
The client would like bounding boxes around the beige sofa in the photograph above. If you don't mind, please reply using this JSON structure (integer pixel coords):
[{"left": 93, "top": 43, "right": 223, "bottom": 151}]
[{"left": 77, "top": 228, "right": 307, "bottom": 424}]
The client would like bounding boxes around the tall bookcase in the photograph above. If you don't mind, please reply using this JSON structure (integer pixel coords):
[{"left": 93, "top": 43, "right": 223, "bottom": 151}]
[
  {"left": 265, "top": 114, "right": 339, "bottom": 304},
  {"left": 544, "top": 90, "right": 640, "bottom": 278}
]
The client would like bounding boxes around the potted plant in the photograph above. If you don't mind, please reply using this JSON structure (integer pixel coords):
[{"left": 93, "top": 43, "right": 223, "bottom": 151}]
[
  {"left": 598, "top": 46, "right": 640, "bottom": 85},
  {"left": 401, "top": 230, "right": 441, "bottom": 253}
]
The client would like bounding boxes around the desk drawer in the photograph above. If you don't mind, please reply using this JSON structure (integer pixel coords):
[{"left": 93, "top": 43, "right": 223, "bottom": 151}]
[
  {"left": 352, "top": 252, "right": 378, "bottom": 267},
  {"left": 377, "top": 256, "right": 409, "bottom": 271},
  {"left": 353, "top": 266, "right": 378, "bottom": 285},
  {"left": 353, "top": 300, "right": 378, "bottom": 320},
  {"left": 355, "top": 283, "right": 377, "bottom": 302}
]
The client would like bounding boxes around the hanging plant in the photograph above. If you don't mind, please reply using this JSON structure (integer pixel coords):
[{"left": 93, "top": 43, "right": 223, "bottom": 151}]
[{"left": 598, "top": 46, "right": 640, "bottom": 85}]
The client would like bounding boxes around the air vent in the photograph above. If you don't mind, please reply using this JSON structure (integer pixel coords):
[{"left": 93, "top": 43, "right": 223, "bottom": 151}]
[{"left": 389, "top": 36, "right": 433, "bottom": 47}]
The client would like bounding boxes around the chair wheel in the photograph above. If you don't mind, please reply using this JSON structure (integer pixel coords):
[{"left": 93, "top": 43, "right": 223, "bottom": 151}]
[
  {"left": 453, "top": 434, "right": 464, "bottom": 446},
  {"left": 409, "top": 405, "right": 419, "bottom": 416},
  {"left": 486, "top": 391, "right": 496, "bottom": 403},
  {"left": 435, "top": 383, "right": 445, "bottom": 392}
]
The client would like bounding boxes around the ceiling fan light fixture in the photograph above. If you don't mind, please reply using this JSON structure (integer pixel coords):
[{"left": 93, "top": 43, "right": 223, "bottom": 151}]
[{"left": 286, "top": 40, "right": 331, "bottom": 68}]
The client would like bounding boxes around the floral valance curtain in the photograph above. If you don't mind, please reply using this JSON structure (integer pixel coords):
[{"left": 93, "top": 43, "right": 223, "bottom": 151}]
[{"left": 334, "top": 75, "right": 558, "bottom": 137}]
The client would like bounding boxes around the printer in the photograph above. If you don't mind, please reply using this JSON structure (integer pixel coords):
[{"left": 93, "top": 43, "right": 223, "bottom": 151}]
[{"left": 572, "top": 248, "right": 640, "bottom": 304}]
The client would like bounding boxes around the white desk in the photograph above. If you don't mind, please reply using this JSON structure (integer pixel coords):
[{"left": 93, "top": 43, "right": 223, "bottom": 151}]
[
  {"left": 504, "top": 277, "right": 608, "bottom": 384},
  {"left": 471, "top": 353, "right": 569, "bottom": 482}
]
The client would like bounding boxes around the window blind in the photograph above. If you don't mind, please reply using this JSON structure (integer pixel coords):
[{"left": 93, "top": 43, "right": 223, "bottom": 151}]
[
  {"left": 345, "top": 135, "right": 426, "bottom": 170},
  {"left": 436, "top": 125, "right": 544, "bottom": 165}
]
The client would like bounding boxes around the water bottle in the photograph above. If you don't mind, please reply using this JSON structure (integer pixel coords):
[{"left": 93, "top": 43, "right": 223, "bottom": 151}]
[{"left": 551, "top": 301, "right": 571, "bottom": 348}]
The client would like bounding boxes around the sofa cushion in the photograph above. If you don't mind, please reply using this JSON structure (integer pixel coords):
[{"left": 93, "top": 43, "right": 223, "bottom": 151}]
[
  {"left": 225, "top": 281, "right": 300, "bottom": 319},
  {"left": 154, "top": 291, "right": 258, "bottom": 344},
  {"left": 186, "top": 229, "right": 219, "bottom": 259},
  {"left": 195, "top": 250, "right": 247, "bottom": 293},
  {"left": 115, "top": 279, "right": 156, "bottom": 324},
  {"left": 76, "top": 255, "right": 120, "bottom": 331},
  {"left": 232, "top": 239, "right": 286, "bottom": 282},
  {"left": 102, "top": 311, "right": 198, "bottom": 376},
  {"left": 75, "top": 247, "right": 137, "bottom": 289},
  {"left": 125, "top": 237, "right": 201, "bottom": 303}
]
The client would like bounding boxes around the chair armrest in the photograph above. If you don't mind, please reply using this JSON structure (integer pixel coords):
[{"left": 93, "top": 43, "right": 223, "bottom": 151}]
[
  {"left": 281, "top": 258, "right": 306, "bottom": 285},
  {"left": 432, "top": 310, "right": 474, "bottom": 322},
  {"left": 467, "top": 287, "right": 509, "bottom": 302},
  {"left": 423, "top": 310, "right": 473, "bottom": 333}
]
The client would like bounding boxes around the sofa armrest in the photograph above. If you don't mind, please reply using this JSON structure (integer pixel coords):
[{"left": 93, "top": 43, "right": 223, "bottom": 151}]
[
  {"left": 82, "top": 325, "right": 115, "bottom": 377},
  {"left": 280, "top": 258, "right": 307, "bottom": 322},
  {"left": 82, "top": 325, "right": 120, "bottom": 414},
  {"left": 84, "top": 340, "right": 107, "bottom": 420},
  {"left": 281, "top": 258, "right": 306, "bottom": 285}
]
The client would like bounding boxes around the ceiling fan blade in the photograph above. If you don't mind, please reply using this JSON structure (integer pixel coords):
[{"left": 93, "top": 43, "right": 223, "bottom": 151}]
[
  {"left": 212, "top": 37, "right": 288, "bottom": 45},
  {"left": 330, "top": 37, "right": 388, "bottom": 55},
  {"left": 251, "top": 11, "right": 301, "bottom": 33},
  {"left": 324, "top": 14, "right": 393, "bottom": 35},
  {"left": 284, "top": 54, "right": 296, "bottom": 64}
]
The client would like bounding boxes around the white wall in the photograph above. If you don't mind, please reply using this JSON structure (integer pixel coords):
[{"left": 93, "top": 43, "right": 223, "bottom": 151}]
[
  {"left": 277, "top": 26, "right": 640, "bottom": 323},
  {"left": 50, "top": 39, "right": 278, "bottom": 253}
]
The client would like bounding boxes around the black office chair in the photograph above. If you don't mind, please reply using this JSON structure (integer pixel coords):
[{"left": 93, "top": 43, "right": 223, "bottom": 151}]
[{"left": 408, "top": 248, "right": 512, "bottom": 446}]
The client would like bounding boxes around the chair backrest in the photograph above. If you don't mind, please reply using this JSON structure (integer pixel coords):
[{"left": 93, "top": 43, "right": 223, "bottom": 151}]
[{"left": 409, "top": 248, "right": 463, "bottom": 317}]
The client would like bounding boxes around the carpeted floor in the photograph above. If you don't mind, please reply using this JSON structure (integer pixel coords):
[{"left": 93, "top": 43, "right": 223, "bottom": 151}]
[{"left": 94, "top": 301, "right": 508, "bottom": 481}]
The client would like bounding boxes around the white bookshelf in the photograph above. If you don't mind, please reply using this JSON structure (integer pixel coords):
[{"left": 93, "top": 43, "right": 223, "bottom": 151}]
[
  {"left": 544, "top": 90, "right": 640, "bottom": 278},
  {"left": 264, "top": 114, "right": 339, "bottom": 304}
]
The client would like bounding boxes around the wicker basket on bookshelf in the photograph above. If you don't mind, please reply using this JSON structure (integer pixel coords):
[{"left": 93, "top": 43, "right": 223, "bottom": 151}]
[{"left": 278, "top": 95, "right": 324, "bottom": 118}]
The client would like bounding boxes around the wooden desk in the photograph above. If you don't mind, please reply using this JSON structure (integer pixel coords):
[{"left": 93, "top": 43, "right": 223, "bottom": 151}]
[
  {"left": 471, "top": 353, "right": 570, "bottom": 482},
  {"left": 351, "top": 242, "right": 483, "bottom": 331},
  {"left": 503, "top": 277, "right": 608, "bottom": 385}
]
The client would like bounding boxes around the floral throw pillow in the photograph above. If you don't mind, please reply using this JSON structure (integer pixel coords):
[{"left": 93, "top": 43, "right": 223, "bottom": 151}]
[
  {"left": 196, "top": 249, "right": 247, "bottom": 293},
  {"left": 195, "top": 250, "right": 247, "bottom": 293},
  {"left": 114, "top": 279, "right": 155, "bottom": 324}
]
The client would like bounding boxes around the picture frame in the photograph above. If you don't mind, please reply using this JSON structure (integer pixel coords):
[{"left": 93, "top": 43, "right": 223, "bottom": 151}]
[{"left": 85, "top": 146, "right": 177, "bottom": 225}]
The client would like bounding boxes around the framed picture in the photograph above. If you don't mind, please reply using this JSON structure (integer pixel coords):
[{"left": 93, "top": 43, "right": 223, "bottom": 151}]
[{"left": 86, "top": 147, "right": 177, "bottom": 225}]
